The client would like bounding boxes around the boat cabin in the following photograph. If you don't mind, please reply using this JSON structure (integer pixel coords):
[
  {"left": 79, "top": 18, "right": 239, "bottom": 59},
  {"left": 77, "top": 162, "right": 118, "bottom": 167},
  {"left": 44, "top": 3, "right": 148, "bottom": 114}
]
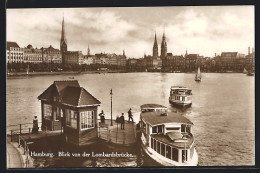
[
  {"left": 140, "top": 110, "right": 195, "bottom": 164},
  {"left": 170, "top": 86, "right": 192, "bottom": 96},
  {"left": 38, "top": 80, "right": 101, "bottom": 146}
]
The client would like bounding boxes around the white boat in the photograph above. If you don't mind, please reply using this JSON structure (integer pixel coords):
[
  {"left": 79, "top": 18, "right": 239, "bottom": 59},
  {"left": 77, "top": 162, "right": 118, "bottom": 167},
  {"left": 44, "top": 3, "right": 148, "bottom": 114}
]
[
  {"left": 195, "top": 66, "right": 201, "bottom": 82},
  {"left": 169, "top": 86, "right": 192, "bottom": 107},
  {"left": 139, "top": 104, "right": 198, "bottom": 166}
]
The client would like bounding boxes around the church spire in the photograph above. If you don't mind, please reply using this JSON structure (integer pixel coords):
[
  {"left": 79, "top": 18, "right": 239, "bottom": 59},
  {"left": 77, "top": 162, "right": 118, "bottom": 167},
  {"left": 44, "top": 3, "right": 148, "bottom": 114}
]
[
  {"left": 60, "top": 14, "right": 68, "bottom": 64},
  {"left": 87, "top": 44, "right": 90, "bottom": 56},
  {"left": 153, "top": 32, "right": 158, "bottom": 57},
  {"left": 161, "top": 29, "right": 167, "bottom": 59}
]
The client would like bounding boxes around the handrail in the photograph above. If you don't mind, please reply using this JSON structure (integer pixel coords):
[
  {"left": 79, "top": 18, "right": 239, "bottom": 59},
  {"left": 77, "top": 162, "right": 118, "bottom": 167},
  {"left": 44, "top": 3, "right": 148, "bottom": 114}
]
[
  {"left": 7, "top": 122, "right": 42, "bottom": 127},
  {"left": 18, "top": 135, "right": 30, "bottom": 168}
]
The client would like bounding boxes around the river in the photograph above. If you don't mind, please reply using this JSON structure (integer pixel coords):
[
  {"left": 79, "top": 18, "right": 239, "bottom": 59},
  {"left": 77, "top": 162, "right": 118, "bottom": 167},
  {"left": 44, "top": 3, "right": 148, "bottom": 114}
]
[{"left": 6, "top": 72, "right": 255, "bottom": 166}]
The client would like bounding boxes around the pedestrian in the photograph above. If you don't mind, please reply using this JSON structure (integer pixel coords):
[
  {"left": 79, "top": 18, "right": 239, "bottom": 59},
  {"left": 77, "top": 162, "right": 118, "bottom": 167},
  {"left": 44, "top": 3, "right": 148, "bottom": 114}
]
[
  {"left": 32, "top": 116, "right": 39, "bottom": 133},
  {"left": 120, "top": 113, "right": 125, "bottom": 130},
  {"left": 128, "top": 108, "right": 134, "bottom": 123},
  {"left": 99, "top": 110, "right": 105, "bottom": 123}
]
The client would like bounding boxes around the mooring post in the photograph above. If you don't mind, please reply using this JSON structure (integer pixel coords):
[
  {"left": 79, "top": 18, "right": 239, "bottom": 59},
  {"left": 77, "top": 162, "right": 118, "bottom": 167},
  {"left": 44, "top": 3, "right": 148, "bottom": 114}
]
[
  {"left": 11, "top": 130, "right": 13, "bottom": 142},
  {"left": 20, "top": 124, "right": 22, "bottom": 135},
  {"left": 18, "top": 135, "right": 21, "bottom": 147}
]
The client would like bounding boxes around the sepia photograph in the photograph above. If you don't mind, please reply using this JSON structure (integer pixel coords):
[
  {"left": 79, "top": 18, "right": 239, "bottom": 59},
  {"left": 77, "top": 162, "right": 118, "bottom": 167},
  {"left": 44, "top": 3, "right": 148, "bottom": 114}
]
[{"left": 6, "top": 5, "right": 255, "bottom": 168}]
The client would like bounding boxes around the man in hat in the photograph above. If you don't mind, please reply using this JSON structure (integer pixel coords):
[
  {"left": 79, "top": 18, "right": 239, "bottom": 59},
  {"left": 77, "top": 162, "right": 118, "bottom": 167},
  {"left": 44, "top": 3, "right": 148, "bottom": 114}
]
[
  {"left": 128, "top": 108, "right": 134, "bottom": 123},
  {"left": 120, "top": 113, "right": 125, "bottom": 130}
]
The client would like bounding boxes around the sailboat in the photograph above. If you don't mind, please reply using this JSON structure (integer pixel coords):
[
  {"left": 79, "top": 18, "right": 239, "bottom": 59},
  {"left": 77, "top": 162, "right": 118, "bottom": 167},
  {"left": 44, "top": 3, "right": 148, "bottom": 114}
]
[
  {"left": 243, "top": 67, "right": 247, "bottom": 74},
  {"left": 195, "top": 66, "right": 201, "bottom": 82}
]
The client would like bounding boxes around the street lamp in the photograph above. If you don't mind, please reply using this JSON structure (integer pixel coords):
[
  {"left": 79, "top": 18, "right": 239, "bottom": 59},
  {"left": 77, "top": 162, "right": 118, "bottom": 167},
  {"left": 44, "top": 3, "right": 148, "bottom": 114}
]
[{"left": 110, "top": 89, "right": 113, "bottom": 126}]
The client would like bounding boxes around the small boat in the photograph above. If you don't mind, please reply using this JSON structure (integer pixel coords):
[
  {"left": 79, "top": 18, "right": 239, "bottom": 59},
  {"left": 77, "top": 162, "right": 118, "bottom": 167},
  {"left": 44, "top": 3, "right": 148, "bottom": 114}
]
[
  {"left": 194, "top": 66, "right": 201, "bottom": 82},
  {"left": 243, "top": 68, "right": 248, "bottom": 74},
  {"left": 169, "top": 86, "right": 192, "bottom": 108},
  {"left": 138, "top": 104, "right": 198, "bottom": 166}
]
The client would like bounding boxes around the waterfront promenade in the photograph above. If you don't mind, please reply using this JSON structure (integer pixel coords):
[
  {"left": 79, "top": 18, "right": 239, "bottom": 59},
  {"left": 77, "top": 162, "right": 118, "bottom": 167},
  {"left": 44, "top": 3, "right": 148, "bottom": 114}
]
[{"left": 7, "top": 137, "right": 34, "bottom": 168}]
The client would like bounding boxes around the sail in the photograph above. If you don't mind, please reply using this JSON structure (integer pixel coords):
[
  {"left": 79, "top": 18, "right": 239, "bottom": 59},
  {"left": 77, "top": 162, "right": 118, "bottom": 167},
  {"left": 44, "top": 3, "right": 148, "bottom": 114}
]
[{"left": 195, "top": 66, "right": 201, "bottom": 80}]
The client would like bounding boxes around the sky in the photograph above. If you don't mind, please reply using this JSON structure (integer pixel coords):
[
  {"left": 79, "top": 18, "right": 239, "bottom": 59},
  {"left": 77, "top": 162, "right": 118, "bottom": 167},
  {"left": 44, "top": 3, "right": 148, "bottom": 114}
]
[{"left": 7, "top": 6, "right": 254, "bottom": 58}]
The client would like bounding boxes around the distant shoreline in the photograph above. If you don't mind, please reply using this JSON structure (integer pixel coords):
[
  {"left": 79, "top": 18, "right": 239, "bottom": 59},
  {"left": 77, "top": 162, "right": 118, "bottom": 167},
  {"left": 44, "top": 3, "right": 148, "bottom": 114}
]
[
  {"left": 7, "top": 70, "right": 128, "bottom": 77},
  {"left": 6, "top": 71, "right": 245, "bottom": 77}
]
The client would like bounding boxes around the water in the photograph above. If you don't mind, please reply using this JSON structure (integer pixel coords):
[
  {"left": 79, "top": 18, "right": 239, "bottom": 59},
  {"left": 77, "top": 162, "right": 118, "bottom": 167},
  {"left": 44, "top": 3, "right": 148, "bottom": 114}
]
[{"left": 6, "top": 73, "right": 255, "bottom": 166}]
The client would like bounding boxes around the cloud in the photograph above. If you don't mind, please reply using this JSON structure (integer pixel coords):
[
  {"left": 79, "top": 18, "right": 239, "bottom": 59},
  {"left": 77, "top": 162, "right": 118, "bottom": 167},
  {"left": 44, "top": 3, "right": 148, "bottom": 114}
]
[{"left": 7, "top": 6, "right": 254, "bottom": 58}]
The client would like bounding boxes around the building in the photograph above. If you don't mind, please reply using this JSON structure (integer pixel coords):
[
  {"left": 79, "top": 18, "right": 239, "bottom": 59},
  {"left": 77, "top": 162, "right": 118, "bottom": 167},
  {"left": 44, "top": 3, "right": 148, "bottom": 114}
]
[
  {"left": 60, "top": 16, "right": 68, "bottom": 64},
  {"left": 82, "top": 55, "right": 94, "bottom": 65},
  {"left": 64, "top": 51, "right": 84, "bottom": 64},
  {"left": 245, "top": 47, "right": 255, "bottom": 71},
  {"left": 185, "top": 53, "right": 199, "bottom": 71},
  {"left": 42, "top": 45, "right": 62, "bottom": 63},
  {"left": 23, "top": 44, "right": 42, "bottom": 64},
  {"left": 220, "top": 52, "right": 245, "bottom": 71},
  {"left": 6, "top": 41, "right": 24, "bottom": 63},
  {"left": 163, "top": 53, "right": 185, "bottom": 72},
  {"left": 38, "top": 80, "right": 101, "bottom": 146}
]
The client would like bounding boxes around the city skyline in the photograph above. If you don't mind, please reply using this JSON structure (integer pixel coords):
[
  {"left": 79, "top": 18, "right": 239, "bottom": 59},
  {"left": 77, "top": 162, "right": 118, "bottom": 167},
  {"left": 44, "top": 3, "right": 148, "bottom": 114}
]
[{"left": 7, "top": 6, "right": 254, "bottom": 58}]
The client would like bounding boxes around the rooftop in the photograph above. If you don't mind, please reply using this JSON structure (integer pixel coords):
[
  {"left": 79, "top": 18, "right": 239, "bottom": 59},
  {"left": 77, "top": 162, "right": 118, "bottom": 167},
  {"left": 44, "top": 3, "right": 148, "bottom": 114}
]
[
  {"left": 6, "top": 41, "right": 20, "bottom": 50},
  {"left": 38, "top": 80, "right": 101, "bottom": 107},
  {"left": 141, "top": 112, "right": 193, "bottom": 126}
]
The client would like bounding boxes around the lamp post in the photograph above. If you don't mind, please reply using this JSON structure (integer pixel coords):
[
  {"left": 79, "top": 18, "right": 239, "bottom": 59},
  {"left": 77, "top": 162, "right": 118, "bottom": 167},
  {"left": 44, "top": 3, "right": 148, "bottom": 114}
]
[{"left": 110, "top": 89, "right": 113, "bottom": 126}]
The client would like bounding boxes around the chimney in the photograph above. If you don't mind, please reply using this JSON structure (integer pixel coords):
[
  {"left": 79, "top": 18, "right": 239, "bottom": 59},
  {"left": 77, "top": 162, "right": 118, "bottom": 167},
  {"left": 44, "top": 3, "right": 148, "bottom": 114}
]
[
  {"left": 252, "top": 47, "right": 254, "bottom": 53},
  {"left": 248, "top": 47, "right": 250, "bottom": 55},
  {"left": 215, "top": 53, "right": 216, "bottom": 57}
]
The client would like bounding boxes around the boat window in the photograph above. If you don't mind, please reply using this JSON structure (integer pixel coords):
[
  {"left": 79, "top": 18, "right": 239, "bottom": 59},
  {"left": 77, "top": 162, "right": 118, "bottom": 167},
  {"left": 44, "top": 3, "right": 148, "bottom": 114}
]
[
  {"left": 182, "top": 150, "right": 188, "bottom": 162},
  {"left": 152, "top": 126, "right": 157, "bottom": 133},
  {"left": 156, "top": 141, "right": 160, "bottom": 154},
  {"left": 161, "top": 143, "right": 165, "bottom": 157},
  {"left": 151, "top": 138, "right": 154, "bottom": 149},
  {"left": 166, "top": 145, "right": 171, "bottom": 159},
  {"left": 181, "top": 124, "right": 186, "bottom": 133},
  {"left": 158, "top": 125, "right": 163, "bottom": 133},
  {"left": 172, "top": 148, "right": 178, "bottom": 162},
  {"left": 166, "top": 127, "right": 180, "bottom": 131}
]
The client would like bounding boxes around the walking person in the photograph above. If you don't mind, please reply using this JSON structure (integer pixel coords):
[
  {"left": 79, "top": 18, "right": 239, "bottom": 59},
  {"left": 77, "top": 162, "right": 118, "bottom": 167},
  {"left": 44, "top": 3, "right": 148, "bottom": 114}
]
[
  {"left": 128, "top": 108, "right": 134, "bottom": 123},
  {"left": 120, "top": 113, "right": 125, "bottom": 130}
]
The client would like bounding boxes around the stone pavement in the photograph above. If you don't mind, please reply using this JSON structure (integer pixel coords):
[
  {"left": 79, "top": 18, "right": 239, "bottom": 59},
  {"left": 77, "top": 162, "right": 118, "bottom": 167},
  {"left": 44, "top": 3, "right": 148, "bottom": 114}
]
[
  {"left": 98, "top": 119, "right": 136, "bottom": 146},
  {"left": 6, "top": 138, "right": 34, "bottom": 168}
]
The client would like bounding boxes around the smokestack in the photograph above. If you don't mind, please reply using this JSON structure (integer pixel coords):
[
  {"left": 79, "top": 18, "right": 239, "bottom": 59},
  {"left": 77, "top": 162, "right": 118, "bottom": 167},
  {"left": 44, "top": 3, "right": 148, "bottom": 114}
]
[
  {"left": 215, "top": 53, "right": 216, "bottom": 57},
  {"left": 248, "top": 47, "right": 250, "bottom": 55},
  {"left": 252, "top": 48, "right": 254, "bottom": 53}
]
